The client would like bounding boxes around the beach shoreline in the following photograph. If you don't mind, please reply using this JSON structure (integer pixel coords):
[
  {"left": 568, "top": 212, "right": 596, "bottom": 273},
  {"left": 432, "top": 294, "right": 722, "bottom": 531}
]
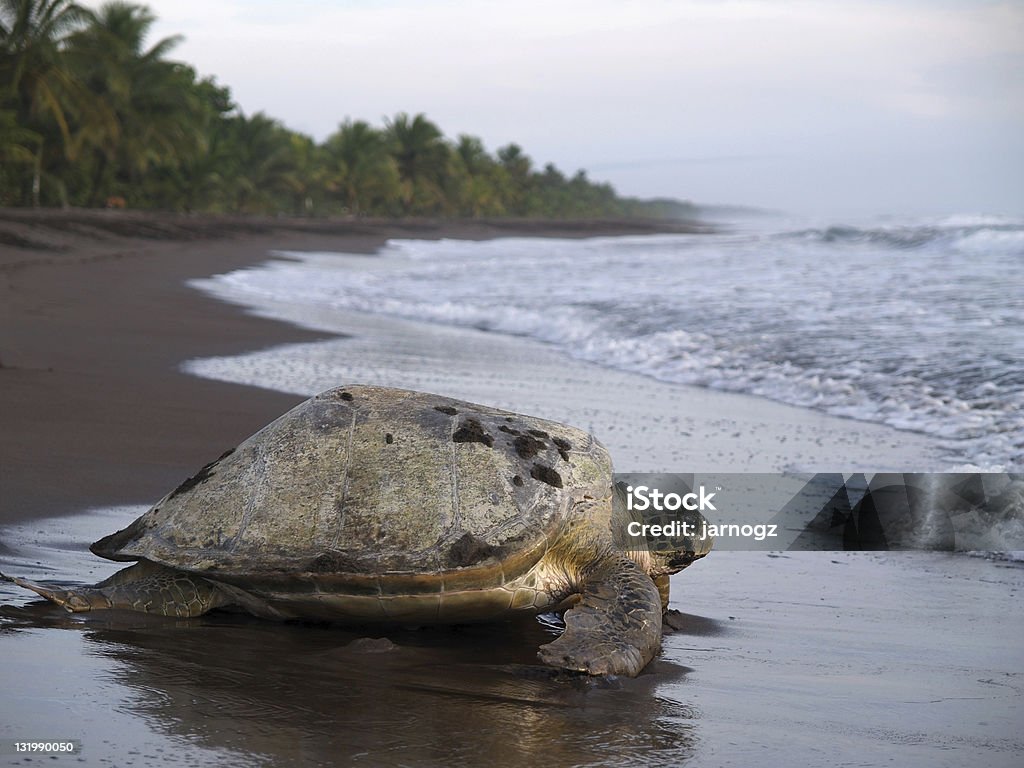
[
  {"left": 0, "top": 209, "right": 710, "bottom": 526},
  {"left": 1, "top": 207, "right": 960, "bottom": 527}
]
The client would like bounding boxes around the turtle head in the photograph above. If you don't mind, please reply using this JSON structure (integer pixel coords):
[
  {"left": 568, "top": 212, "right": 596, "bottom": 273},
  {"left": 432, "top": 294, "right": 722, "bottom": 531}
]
[
  {"left": 645, "top": 536, "right": 714, "bottom": 577},
  {"left": 613, "top": 481, "right": 714, "bottom": 577}
]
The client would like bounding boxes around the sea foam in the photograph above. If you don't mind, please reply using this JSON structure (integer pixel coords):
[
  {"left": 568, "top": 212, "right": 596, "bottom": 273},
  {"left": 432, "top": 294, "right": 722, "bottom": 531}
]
[{"left": 189, "top": 214, "right": 1024, "bottom": 472}]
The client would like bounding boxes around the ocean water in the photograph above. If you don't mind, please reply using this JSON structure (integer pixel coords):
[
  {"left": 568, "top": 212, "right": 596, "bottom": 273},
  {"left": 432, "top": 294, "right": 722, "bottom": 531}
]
[{"left": 193, "top": 213, "right": 1024, "bottom": 471}]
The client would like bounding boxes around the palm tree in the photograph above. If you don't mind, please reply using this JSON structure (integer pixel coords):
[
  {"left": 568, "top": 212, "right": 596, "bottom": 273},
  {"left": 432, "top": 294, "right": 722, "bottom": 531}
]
[
  {"left": 385, "top": 112, "right": 449, "bottom": 213},
  {"left": 166, "top": 74, "right": 235, "bottom": 212},
  {"left": 67, "top": 1, "right": 202, "bottom": 206},
  {"left": 450, "top": 134, "right": 503, "bottom": 217},
  {"left": 218, "top": 112, "right": 302, "bottom": 213},
  {"left": 0, "top": 103, "right": 37, "bottom": 203},
  {"left": 454, "top": 134, "right": 490, "bottom": 175},
  {"left": 324, "top": 119, "right": 399, "bottom": 215},
  {"left": 496, "top": 143, "right": 532, "bottom": 215},
  {"left": 0, "top": 0, "right": 92, "bottom": 204},
  {"left": 0, "top": 103, "right": 33, "bottom": 156}
]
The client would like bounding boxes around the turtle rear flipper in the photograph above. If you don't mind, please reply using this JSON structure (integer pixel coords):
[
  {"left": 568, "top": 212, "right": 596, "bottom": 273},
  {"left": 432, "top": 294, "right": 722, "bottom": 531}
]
[
  {"left": 537, "top": 556, "right": 662, "bottom": 677},
  {"left": 1, "top": 561, "right": 228, "bottom": 617}
]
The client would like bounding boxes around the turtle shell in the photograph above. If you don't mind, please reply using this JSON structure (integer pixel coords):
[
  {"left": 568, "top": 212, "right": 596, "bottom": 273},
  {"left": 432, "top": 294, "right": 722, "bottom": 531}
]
[{"left": 92, "top": 385, "right": 611, "bottom": 596}]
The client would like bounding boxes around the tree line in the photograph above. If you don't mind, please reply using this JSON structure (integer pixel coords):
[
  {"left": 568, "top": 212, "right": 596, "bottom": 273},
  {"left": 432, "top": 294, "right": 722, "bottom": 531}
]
[{"left": 1, "top": 0, "right": 695, "bottom": 219}]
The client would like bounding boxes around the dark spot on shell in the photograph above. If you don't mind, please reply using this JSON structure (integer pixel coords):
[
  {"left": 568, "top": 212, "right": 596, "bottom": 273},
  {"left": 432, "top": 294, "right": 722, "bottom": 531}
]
[
  {"left": 385, "top": 433, "right": 394, "bottom": 444},
  {"left": 499, "top": 425, "right": 521, "bottom": 435},
  {"left": 530, "top": 463, "right": 563, "bottom": 488},
  {"left": 309, "top": 551, "right": 363, "bottom": 573},
  {"left": 453, "top": 418, "right": 493, "bottom": 447},
  {"left": 513, "top": 434, "right": 545, "bottom": 459},
  {"left": 339, "top": 392, "right": 354, "bottom": 401},
  {"left": 552, "top": 436, "right": 571, "bottom": 461},
  {"left": 434, "top": 405, "right": 458, "bottom": 415},
  {"left": 512, "top": 475, "right": 524, "bottom": 487},
  {"left": 166, "top": 450, "right": 231, "bottom": 501},
  {"left": 505, "top": 416, "right": 514, "bottom": 422},
  {"left": 528, "top": 429, "right": 549, "bottom": 438},
  {"left": 447, "top": 532, "right": 500, "bottom": 567}
]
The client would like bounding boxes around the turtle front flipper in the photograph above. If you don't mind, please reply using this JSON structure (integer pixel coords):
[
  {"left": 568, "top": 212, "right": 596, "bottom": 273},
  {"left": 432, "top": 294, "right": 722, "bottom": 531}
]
[
  {"left": 537, "top": 556, "right": 662, "bottom": 677},
  {"left": 1, "top": 561, "right": 228, "bottom": 617}
]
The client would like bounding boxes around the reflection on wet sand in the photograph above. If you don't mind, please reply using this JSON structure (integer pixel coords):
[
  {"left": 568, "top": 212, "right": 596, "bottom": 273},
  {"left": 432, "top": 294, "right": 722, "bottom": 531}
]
[{"left": 0, "top": 601, "right": 700, "bottom": 767}]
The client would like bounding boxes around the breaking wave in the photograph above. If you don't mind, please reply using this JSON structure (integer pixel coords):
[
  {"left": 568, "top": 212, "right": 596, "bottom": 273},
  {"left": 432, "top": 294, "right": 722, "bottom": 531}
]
[{"left": 197, "top": 213, "right": 1024, "bottom": 471}]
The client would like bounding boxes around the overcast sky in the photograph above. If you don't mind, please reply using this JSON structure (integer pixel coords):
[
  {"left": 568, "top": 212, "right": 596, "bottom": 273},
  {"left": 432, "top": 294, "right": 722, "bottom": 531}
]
[{"left": 86, "top": 0, "right": 1024, "bottom": 217}]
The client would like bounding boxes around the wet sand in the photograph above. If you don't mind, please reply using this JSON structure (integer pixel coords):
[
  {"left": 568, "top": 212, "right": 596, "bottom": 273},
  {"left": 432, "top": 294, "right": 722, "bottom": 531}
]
[
  {"left": 1, "top": 209, "right": 1021, "bottom": 767},
  {"left": 2, "top": 514, "right": 1021, "bottom": 767}
]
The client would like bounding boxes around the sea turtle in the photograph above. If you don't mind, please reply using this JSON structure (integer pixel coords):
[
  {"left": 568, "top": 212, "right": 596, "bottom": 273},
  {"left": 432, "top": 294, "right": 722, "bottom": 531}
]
[{"left": 2, "top": 385, "right": 712, "bottom": 676}]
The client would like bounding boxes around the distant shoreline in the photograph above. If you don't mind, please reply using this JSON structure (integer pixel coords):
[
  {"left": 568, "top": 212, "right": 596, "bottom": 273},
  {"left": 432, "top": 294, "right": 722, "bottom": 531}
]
[
  {"left": 0, "top": 208, "right": 709, "bottom": 526},
  {"left": 0, "top": 208, "right": 712, "bottom": 266}
]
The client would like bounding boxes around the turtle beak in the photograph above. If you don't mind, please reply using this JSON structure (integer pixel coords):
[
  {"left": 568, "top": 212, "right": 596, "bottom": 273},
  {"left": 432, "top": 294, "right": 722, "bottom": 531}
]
[
  {"left": 667, "top": 550, "right": 704, "bottom": 571},
  {"left": 693, "top": 517, "right": 714, "bottom": 557}
]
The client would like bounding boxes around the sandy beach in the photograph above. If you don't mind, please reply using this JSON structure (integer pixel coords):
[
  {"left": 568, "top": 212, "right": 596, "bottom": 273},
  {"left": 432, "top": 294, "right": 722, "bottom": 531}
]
[{"left": 1, "top": 209, "right": 1020, "bottom": 768}]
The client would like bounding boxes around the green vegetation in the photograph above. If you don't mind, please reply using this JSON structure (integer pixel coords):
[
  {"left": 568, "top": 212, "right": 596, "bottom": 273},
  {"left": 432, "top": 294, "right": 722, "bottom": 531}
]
[{"left": 1, "top": 0, "right": 695, "bottom": 219}]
